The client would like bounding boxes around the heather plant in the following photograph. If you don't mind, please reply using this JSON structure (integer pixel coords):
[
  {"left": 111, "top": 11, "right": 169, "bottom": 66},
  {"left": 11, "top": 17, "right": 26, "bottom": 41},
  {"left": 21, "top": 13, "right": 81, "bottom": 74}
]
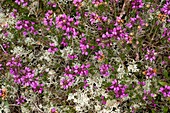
[{"left": 0, "top": 0, "right": 169, "bottom": 113}]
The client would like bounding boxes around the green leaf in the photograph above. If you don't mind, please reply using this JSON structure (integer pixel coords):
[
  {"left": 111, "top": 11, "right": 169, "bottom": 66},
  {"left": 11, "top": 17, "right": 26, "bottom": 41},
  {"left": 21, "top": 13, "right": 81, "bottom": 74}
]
[
  {"left": 159, "top": 81, "right": 168, "bottom": 86},
  {"left": 4, "top": 101, "right": 9, "bottom": 107},
  {"left": 163, "top": 106, "right": 169, "bottom": 113},
  {"left": 152, "top": 110, "right": 156, "bottom": 113},
  {"left": 163, "top": 70, "right": 169, "bottom": 78}
]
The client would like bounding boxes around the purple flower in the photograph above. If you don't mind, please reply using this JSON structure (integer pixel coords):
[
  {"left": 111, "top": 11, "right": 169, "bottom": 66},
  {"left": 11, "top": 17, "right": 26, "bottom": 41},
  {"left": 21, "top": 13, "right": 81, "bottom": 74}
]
[
  {"left": 68, "top": 54, "right": 78, "bottom": 60},
  {"left": 131, "top": 0, "right": 144, "bottom": 9},
  {"left": 94, "top": 51, "right": 104, "bottom": 61},
  {"left": 159, "top": 85, "right": 170, "bottom": 97},
  {"left": 16, "top": 96, "right": 27, "bottom": 105},
  {"left": 83, "top": 80, "right": 89, "bottom": 89},
  {"left": 48, "top": 2, "right": 57, "bottom": 7},
  {"left": 11, "top": 9, "right": 18, "bottom": 18},
  {"left": 138, "top": 81, "right": 146, "bottom": 86},
  {"left": 99, "top": 64, "right": 112, "bottom": 77},
  {"left": 101, "top": 96, "right": 106, "bottom": 105},
  {"left": 0, "top": 64, "right": 3, "bottom": 71},
  {"left": 73, "top": 0, "right": 83, "bottom": 7},
  {"left": 80, "top": 37, "right": 89, "bottom": 55},
  {"left": 15, "top": 0, "right": 28, "bottom": 7},
  {"left": 143, "top": 90, "right": 156, "bottom": 107},
  {"left": 161, "top": 1, "right": 170, "bottom": 15},
  {"left": 92, "top": 0, "right": 103, "bottom": 5},
  {"left": 48, "top": 43, "right": 58, "bottom": 54},
  {"left": 109, "top": 79, "right": 128, "bottom": 98},
  {"left": 60, "top": 78, "right": 75, "bottom": 89},
  {"left": 145, "top": 49, "right": 156, "bottom": 62},
  {"left": 61, "top": 38, "right": 68, "bottom": 47},
  {"left": 43, "top": 10, "right": 54, "bottom": 30},
  {"left": 15, "top": 20, "right": 38, "bottom": 36},
  {"left": 51, "top": 108, "right": 56, "bottom": 113},
  {"left": 144, "top": 67, "right": 156, "bottom": 79},
  {"left": 90, "top": 12, "right": 99, "bottom": 24}
]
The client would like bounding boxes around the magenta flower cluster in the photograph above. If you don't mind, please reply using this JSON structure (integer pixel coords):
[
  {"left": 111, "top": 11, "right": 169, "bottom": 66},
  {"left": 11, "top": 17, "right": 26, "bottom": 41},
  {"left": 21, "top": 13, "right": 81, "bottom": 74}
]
[
  {"left": 161, "top": 0, "right": 170, "bottom": 15},
  {"left": 80, "top": 37, "right": 90, "bottom": 55},
  {"left": 109, "top": 79, "right": 128, "bottom": 98},
  {"left": 47, "top": 1, "right": 57, "bottom": 8},
  {"left": 43, "top": 10, "right": 54, "bottom": 31},
  {"left": 145, "top": 67, "right": 156, "bottom": 79},
  {"left": 143, "top": 90, "right": 156, "bottom": 107},
  {"left": 48, "top": 43, "right": 58, "bottom": 54},
  {"left": 0, "top": 64, "right": 3, "bottom": 71},
  {"left": 6, "top": 56, "right": 43, "bottom": 93},
  {"left": 99, "top": 64, "right": 113, "bottom": 77},
  {"left": 16, "top": 96, "right": 27, "bottom": 105},
  {"left": 126, "top": 15, "right": 145, "bottom": 29},
  {"left": 73, "top": 0, "right": 83, "bottom": 8},
  {"left": 83, "top": 80, "right": 89, "bottom": 89},
  {"left": 159, "top": 85, "right": 170, "bottom": 97},
  {"left": 68, "top": 54, "right": 78, "bottom": 60},
  {"left": 92, "top": 0, "right": 103, "bottom": 5},
  {"left": 15, "top": 0, "right": 28, "bottom": 7},
  {"left": 96, "top": 25, "right": 129, "bottom": 48},
  {"left": 61, "top": 38, "right": 68, "bottom": 47},
  {"left": 60, "top": 77, "right": 75, "bottom": 90},
  {"left": 11, "top": 9, "right": 18, "bottom": 18},
  {"left": 162, "top": 28, "right": 170, "bottom": 42},
  {"left": 51, "top": 107, "right": 57, "bottom": 113},
  {"left": 94, "top": 51, "right": 103, "bottom": 60},
  {"left": 0, "top": 89, "right": 2, "bottom": 97},
  {"left": 131, "top": 0, "right": 144, "bottom": 9},
  {"left": 60, "top": 64, "right": 90, "bottom": 89},
  {"left": 145, "top": 49, "right": 156, "bottom": 62},
  {"left": 15, "top": 20, "right": 38, "bottom": 36},
  {"left": 55, "top": 14, "right": 79, "bottom": 39}
]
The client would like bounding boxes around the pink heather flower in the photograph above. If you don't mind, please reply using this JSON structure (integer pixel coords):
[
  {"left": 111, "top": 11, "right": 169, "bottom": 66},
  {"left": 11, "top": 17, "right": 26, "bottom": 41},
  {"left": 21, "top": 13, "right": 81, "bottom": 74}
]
[
  {"left": 101, "top": 96, "right": 106, "bottom": 105},
  {"left": 159, "top": 85, "right": 170, "bottom": 97},
  {"left": 143, "top": 90, "right": 156, "bottom": 107},
  {"left": 145, "top": 49, "right": 156, "bottom": 62},
  {"left": 15, "top": 20, "right": 38, "bottom": 36},
  {"left": 48, "top": 43, "right": 58, "bottom": 54},
  {"left": 60, "top": 78, "right": 75, "bottom": 89},
  {"left": 43, "top": 10, "right": 54, "bottom": 30},
  {"left": 11, "top": 9, "right": 17, "bottom": 18},
  {"left": 94, "top": 51, "right": 104, "bottom": 60},
  {"left": 51, "top": 108, "right": 56, "bottom": 113},
  {"left": 61, "top": 38, "right": 68, "bottom": 47},
  {"left": 48, "top": 2, "right": 57, "bottom": 7},
  {"left": 145, "top": 67, "right": 156, "bottom": 79},
  {"left": 16, "top": 96, "right": 27, "bottom": 105},
  {"left": 64, "top": 66, "right": 76, "bottom": 79},
  {"left": 92, "top": 0, "right": 103, "bottom": 5},
  {"left": 162, "top": 28, "right": 170, "bottom": 42},
  {"left": 68, "top": 54, "right": 78, "bottom": 60},
  {"left": 131, "top": 0, "right": 144, "bottom": 9},
  {"left": 161, "top": 1, "right": 170, "bottom": 15},
  {"left": 73, "top": 0, "right": 83, "bottom": 7},
  {"left": 80, "top": 37, "right": 89, "bottom": 55},
  {"left": 90, "top": 12, "right": 99, "bottom": 24},
  {"left": 99, "top": 64, "right": 112, "bottom": 77},
  {"left": 0, "top": 89, "right": 2, "bottom": 97},
  {"left": 15, "top": 0, "right": 28, "bottom": 7},
  {"left": 138, "top": 81, "right": 146, "bottom": 86},
  {"left": 109, "top": 79, "right": 128, "bottom": 98},
  {"left": 0, "top": 64, "right": 3, "bottom": 71},
  {"left": 79, "top": 64, "right": 91, "bottom": 76},
  {"left": 83, "top": 80, "right": 89, "bottom": 89}
]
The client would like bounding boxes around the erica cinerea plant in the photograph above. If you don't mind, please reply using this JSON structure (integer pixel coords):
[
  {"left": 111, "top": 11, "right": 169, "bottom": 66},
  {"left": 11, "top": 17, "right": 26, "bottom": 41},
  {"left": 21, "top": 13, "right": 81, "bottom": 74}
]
[{"left": 0, "top": 0, "right": 169, "bottom": 112}]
